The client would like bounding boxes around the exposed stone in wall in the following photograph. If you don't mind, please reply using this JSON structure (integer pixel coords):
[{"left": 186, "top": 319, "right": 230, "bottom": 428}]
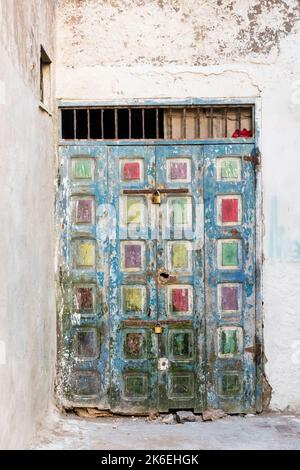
[{"left": 58, "top": 0, "right": 300, "bottom": 67}]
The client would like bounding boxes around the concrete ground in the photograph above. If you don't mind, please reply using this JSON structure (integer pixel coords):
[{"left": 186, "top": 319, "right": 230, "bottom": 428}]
[{"left": 31, "top": 410, "right": 300, "bottom": 450}]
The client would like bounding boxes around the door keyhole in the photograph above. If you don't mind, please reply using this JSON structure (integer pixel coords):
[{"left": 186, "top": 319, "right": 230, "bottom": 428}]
[{"left": 159, "top": 272, "right": 169, "bottom": 280}]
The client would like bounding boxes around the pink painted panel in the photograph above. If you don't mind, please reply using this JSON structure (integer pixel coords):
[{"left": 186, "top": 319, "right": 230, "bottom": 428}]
[
  {"left": 221, "top": 286, "right": 238, "bottom": 311},
  {"left": 125, "top": 244, "right": 142, "bottom": 269},
  {"left": 222, "top": 198, "right": 238, "bottom": 223},
  {"left": 172, "top": 288, "right": 189, "bottom": 312},
  {"left": 123, "top": 162, "right": 140, "bottom": 180},
  {"left": 76, "top": 200, "right": 93, "bottom": 223},
  {"left": 170, "top": 162, "right": 187, "bottom": 180}
]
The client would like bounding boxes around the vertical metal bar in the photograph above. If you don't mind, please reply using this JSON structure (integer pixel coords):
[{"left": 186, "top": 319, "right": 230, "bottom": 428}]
[
  {"left": 128, "top": 108, "right": 132, "bottom": 139},
  {"left": 224, "top": 108, "right": 228, "bottom": 138},
  {"left": 114, "top": 108, "right": 118, "bottom": 140},
  {"left": 210, "top": 107, "right": 214, "bottom": 138},
  {"left": 156, "top": 108, "right": 159, "bottom": 139},
  {"left": 168, "top": 108, "right": 172, "bottom": 139},
  {"left": 142, "top": 108, "right": 145, "bottom": 139},
  {"left": 101, "top": 109, "right": 104, "bottom": 139},
  {"left": 73, "top": 109, "right": 77, "bottom": 140},
  {"left": 238, "top": 107, "right": 241, "bottom": 132},
  {"left": 196, "top": 107, "right": 200, "bottom": 138},
  {"left": 87, "top": 109, "right": 90, "bottom": 139},
  {"left": 182, "top": 108, "right": 186, "bottom": 139}
]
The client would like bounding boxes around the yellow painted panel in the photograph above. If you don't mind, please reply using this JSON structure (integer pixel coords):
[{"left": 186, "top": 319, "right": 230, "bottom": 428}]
[{"left": 77, "top": 242, "right": 95, "bottom": 267}]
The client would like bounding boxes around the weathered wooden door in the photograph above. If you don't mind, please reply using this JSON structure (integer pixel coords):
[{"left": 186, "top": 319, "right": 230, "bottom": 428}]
[
  {"left": 108, "top": 145, "right": 204, "bottom": 413},
  {"left": 204, "top": 143, "right": 257, "bottom": 413},
  {"left": 58, "top": 141, "right": 258, "bottom": 414}
]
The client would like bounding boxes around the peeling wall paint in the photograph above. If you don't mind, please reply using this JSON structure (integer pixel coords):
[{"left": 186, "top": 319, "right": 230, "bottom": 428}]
[
  {"left": 0, "top": 0, "right": 56, "bottom": 449},
  {"left": 56, "top": 0, "right": 300, "bottom": 412},
  {"left": 57, "top": 0, "right": 300, "bottom": 66}
]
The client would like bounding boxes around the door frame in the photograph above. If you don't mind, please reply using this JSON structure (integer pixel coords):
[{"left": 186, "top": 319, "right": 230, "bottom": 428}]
[{"left": 56, "top": 97, "right": 263, "bottom": 412}]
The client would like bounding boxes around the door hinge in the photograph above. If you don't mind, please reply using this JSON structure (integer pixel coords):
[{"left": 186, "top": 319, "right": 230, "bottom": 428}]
[
  {"left": 245, "top": 343, "right": 262, "bottom": 358},
  {"left": 59, "top": 266, "right": 63, "bottom": 286},
  {"left": 57, "top": 167, "right": 62, "bottom": 188},
  {"left": 244, "top": 148, "right": 261, "bottom": 168}
]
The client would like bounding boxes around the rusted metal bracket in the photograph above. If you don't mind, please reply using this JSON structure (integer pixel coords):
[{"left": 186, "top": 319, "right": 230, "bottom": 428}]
[
  {"left": 245, "top": 343, "right": 262, "bottom": 358},
  {"left": 244, "top": 147, "right": 261, "bottom": 167}
]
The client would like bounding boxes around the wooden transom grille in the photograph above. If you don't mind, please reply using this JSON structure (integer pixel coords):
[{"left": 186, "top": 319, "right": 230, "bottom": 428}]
[{"left": 61, "top": 106, "right": 254, "bottom": 140}]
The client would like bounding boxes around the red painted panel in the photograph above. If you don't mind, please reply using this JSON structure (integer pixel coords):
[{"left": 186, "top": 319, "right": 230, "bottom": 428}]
[
  {"left": 222, "top": 198, "right": 239, "bottom": 223},
  {"left": 172, "top": 288, "right": 189, "bottom": 312},
  {"left": 123, "top": 162, "right": 140, "bottom": 180}
]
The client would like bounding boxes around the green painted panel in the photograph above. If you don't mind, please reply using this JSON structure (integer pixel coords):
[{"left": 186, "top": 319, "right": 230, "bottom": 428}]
[
  {"left": 221, "top": 374, "right": 242, "bottom": 396},
  {"left": 124, "top": 375, "right": 147, "bottom": 398},
  {"left": 75, "top": 159, "right": 92, "bottom": 179},
  {"left": 171, "top": 332, "right": 192, "bottom": 358},
  {"left": 220, "top": 329, "right": 238, "bottom": 355},
  {"left": 170, "top": 374, "right": 194, "bottom": 398},
  {"left": 221, "top": 159, "right": 239, "bottom": 179},
  {"left": 222, "top": 242, "right": 238, "bottom": 266},
  {"left": 172, "top": 198, "right": 188, "bottom": 225}
]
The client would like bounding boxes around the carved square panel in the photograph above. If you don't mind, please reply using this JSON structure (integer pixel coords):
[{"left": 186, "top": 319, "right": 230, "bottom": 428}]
[
  {"left": 218, "top": 283, "right": 242, "bottom": 313},
  {"left": 124, "top": 374, "right": 148, "bottom": 398},
  {"left": 217, "top": 326, "right": 243, "bottom": 357},
  {"left": 124, "top": 331, "right": 146, "bottom": 359},
  {"left": 125, "top": 197, "right": 146, "bottom": 226},
  {"left": 74, "top": 372, "right": 99, "bottom": 397},
  {"left": 121, "top": 241, "right": 145, "bottom": 272},
  {"left": 169, "top": 373, "right": 194, "bottom": 398},
  {"left": 217, "top": 157, "right": 241, "bottom": 181},
  {"left": 75, "top": 286, "right": 94, "bottom": 312},
  {"left": 168, "top": 241, "right": 192, "bottom": 271},
  {"left": 169, "top": 330, "right": 193, "bottom": 359},
  {"left": 73, "top": 239, "right": 96, "bottom": 269},
  {"left": 73, "top": 158, "right": 94, "bottom": 180},
  {"left": 217, "top": 195, "right": 242, "bottom": 226},
  {"left": 218, "top": 372, "right": 242, "bottom": 397},
  {"left": 121, "top": 159, "right": 143, "bottom": 181},
  {"left": 74, "top": 198, "right": 94, "bottom": 224},
  {"left": 75, "top": 329, "right": 98, "bottom": 359},
  {"left": 217, "top": 239, "right": 241, "bottom": 270},
  {"left": 168, "top": 285, "right": 193, "bottom": 315},
  {"left": 168, "top": 197, "right": 192, "bottom": 228},
  {"left": 122, "top": 286, "right": 146, "bottom": 314},
  {"left": 167, "top": 158, "right": 191, "bottom": 182}
]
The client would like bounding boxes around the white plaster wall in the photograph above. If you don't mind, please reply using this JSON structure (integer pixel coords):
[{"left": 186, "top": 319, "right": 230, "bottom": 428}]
[
  {"left": 0, "top": 0, "right": 56, "bottom": 449},
  {"left": 56, "top": 0, "right": 300, "bottom": 411}
]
